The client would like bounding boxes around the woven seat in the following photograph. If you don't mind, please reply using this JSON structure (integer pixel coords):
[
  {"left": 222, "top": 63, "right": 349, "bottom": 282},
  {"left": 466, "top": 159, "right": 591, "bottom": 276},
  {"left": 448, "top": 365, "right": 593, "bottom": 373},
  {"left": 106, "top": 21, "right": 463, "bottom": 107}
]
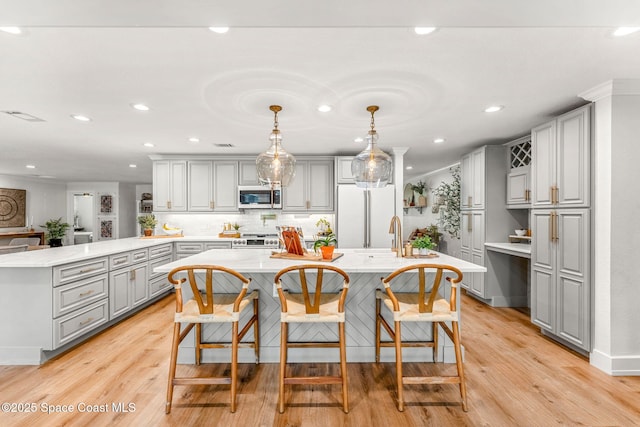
[
  {"left": 376, "top": 264, "right": 467, "bottom": 411},
  {"left": 274, "top": 264, "right": 350, "bottom": 413},
  {"left": 165, "top": 265, "right": 259, "bottom": 414}
]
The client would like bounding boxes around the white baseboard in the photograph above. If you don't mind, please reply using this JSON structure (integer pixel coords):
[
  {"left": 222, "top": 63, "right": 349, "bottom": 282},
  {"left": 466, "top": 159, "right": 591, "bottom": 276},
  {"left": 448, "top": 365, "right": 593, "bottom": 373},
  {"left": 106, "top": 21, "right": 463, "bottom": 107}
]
[{"left": 590, "top": 349, "right": 640, "bottom": 376}]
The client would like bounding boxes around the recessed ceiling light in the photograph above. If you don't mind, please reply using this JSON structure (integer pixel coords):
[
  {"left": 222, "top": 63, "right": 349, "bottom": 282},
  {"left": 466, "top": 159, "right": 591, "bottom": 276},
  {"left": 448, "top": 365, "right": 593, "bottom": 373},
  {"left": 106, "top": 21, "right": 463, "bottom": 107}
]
[
  {"left": 613, "top": 27, "right": 640, "bottom": 37},
  {"left": 209, "top": 27, "right": 229, "bottom": 34},
  {"left": 25, "top": 164, "right": 36, "bottom": 169},
  {"left": 0, "top": 27, "right": 22, "bottom": 35},
  {"left": 433, "top": 138, "right": 445, "bottom": 144},
  {"left": 484, "top": 105, "right": 504, "bottom": 113},
  {"left": 71, "top": 114, "right": 91, "bottom": 122},
  {"left": 414, "top": 27, "right": 436, "bottom": 35},
  {"left": 354, "top": 137, "right": 364, "bottom": 143},
  {"left": 131, "top": 103, "right": 150, "bottom": 111},
  {"left": 129, "top": 164, "right": 137, "bottom": 168},
  {"left": 317, "top": 104, "right": 332, "bottom": 113},
  {"left": 406, "top": 166, "right": 413, "bottom": 170},
  {"left": 188, "top": 137, "right": 200, "bottom": 143},
  {"left": 143, "top": 142, "right": 155, "bottom": 148}
]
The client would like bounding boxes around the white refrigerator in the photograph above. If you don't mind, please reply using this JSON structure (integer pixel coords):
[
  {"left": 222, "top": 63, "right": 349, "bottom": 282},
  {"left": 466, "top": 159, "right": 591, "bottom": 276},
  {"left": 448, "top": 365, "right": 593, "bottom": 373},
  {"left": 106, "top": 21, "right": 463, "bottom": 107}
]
[{"left": 336, "top": 185, "right": 396, "bottom": 248}]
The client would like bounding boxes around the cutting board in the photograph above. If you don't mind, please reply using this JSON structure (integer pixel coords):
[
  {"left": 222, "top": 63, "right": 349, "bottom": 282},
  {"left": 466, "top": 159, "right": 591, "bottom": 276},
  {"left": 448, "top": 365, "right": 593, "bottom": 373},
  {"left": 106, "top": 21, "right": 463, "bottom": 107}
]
[
  {"left": 270, "top": 251, "right": 344, "bottom": 263},
  {"left": 403, "top": 253, "right": 439, "bottom": 259}
]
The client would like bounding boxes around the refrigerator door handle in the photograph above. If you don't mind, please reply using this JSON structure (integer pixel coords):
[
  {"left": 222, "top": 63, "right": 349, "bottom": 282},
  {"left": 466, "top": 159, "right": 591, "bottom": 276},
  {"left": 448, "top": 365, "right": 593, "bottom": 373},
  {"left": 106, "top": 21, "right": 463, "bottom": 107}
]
[{"left": 365, "top": 190, "right": 371, "bottom": 247}]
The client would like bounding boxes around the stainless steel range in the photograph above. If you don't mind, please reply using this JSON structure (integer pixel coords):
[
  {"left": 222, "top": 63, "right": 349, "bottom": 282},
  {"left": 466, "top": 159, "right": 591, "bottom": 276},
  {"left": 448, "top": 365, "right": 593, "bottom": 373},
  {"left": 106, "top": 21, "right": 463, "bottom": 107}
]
[{"left": 231, "top": 233, "right": 280, "bottom": 249}]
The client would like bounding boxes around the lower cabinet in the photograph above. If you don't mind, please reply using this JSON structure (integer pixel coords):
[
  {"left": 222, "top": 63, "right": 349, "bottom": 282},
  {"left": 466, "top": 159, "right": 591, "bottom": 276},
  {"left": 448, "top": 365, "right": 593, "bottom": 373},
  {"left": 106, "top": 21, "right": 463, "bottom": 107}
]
[
  {"left": 460, "top": 211, "right": 485, "bottom": 297},
  {"left": 109, "top": 262, "right": 149, "bottom": 318}
]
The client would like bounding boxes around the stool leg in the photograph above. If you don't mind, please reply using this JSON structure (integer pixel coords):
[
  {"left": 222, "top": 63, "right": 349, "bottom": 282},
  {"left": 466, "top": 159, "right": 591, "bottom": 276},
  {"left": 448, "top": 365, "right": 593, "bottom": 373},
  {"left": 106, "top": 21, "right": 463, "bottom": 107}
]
[
  {"left": 452, "top": 320, "right": 468, "bottom": 411},
  {"left": 231, "top": 321, "right": 239, "bottom": 413},
  {"left": 195, "top": 323, "right": 201, "bottom": 365},
  {"left": 253, "top": 297, "right": 260, "bottom": 364},
  {"left": 375, "top": 297, "right": 381, "bottom": 363},
  {"left": 166, "top": 322, "right": 181, "bottom": 414},
  {"left": 394, "top": 320, "right": 404, "bottom": 412},
  {"left": 278, "top": 322, "right": 288, "bottom": 414},
  {"left": 432, "top": 322, "right": 439, "bottom": 363},
  {"left": 339, "top": 321, "right": 349, "bottom": 413}
]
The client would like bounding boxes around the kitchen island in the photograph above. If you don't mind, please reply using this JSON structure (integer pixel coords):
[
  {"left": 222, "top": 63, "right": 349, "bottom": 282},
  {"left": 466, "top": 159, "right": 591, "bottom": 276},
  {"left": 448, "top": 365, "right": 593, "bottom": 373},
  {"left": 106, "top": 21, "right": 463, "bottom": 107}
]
[{"left": 155, "top": 248, "right": 486, "bottom": 364}]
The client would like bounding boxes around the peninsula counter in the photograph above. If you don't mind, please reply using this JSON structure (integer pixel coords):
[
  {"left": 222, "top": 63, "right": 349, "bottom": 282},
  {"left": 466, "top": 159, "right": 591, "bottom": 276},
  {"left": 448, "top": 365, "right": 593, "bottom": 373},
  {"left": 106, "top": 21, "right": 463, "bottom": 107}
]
[{"left": 155, "top": 248, "right": 486, "bottom": 364}]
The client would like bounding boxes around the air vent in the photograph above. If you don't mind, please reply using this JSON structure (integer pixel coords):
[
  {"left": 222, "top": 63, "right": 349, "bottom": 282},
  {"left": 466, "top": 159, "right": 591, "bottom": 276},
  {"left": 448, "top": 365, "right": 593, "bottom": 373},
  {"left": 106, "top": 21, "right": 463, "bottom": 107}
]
[
  {"left": 214, "top": 143, "right": 234, "bottom": 148},
  {"left": 2, "top": 111, "right": 46, "bottom": 122}
]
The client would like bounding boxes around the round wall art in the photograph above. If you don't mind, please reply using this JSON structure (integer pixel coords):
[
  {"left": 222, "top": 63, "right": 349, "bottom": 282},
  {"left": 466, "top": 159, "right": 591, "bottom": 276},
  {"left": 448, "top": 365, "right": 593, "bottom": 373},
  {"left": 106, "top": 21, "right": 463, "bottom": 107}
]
[{"left": 0, "top": 188, "right": 26, "bottom": 227}]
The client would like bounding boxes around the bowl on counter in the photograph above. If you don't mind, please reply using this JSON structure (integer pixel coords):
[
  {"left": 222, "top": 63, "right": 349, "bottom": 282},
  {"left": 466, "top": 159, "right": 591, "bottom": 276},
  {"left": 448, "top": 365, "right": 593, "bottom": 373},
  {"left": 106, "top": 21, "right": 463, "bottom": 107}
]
[
  {"left": 163, "top": 228, "right": 183, "bottom": 236},
  {"left": 515, "top": 229, "right": 527, "bottom": 236}
]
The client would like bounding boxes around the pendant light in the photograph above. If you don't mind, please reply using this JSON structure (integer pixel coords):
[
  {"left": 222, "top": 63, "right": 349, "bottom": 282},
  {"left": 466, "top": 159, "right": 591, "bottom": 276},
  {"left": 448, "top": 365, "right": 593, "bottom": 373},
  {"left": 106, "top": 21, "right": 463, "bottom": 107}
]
[
  {"left": 256, "top": 105, "right": 296, "bottom": 187},
  {"left": 351, "top": 105, "right": 393, "bottom": 188}
]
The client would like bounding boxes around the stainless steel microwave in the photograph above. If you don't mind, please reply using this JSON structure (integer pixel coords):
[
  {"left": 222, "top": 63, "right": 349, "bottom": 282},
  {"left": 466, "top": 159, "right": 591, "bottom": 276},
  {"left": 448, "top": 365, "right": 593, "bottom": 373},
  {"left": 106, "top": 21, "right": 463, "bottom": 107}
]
[{"left": 238, "top": 185, "right": 282, "bottom": 209}]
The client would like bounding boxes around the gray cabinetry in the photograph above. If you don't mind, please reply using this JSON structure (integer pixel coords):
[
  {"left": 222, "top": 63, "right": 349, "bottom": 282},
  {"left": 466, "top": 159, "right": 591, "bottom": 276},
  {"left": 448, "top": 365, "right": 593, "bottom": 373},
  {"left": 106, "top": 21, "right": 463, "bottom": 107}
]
[
  {"left": 531, "top": 209, "right": 590, "bottom": 350},
  {"left": 506, "top": 136, "right": 532, "bottom": 208},
  {"left": 188, "top": 160, "right": 239, "bottom": 212},
  {"left": 283, "top": 159, "right": 334, "bottom": 212},
  {"left": 239, "top": 160, "right": 260, "bottom": 185},
  {"left": 108, "top": 249, "right": 149, "bottom": 318},
  {"left": 175, "top": 240, "right": 232, "bottom": 259},
  {"left": 153, "top": 160, "right": 187, "bottom": 211}
]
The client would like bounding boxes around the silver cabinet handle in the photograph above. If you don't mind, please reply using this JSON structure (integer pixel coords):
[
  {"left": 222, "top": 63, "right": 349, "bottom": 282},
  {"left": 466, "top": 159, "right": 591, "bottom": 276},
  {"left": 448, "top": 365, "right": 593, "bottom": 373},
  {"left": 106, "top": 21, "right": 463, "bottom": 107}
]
[
  {"left": 78, "top": 289, "right": 94, "bottom": 298},
  {"left": 79, "top": 317, "right": 94, "bottom": 327}
]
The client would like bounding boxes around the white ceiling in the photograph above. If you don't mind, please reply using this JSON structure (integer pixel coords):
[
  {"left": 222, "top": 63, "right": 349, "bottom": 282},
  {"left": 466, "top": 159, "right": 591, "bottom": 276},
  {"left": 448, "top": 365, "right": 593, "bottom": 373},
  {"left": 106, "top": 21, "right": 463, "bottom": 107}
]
[{"left": 2, "top": 1, "right": 640, "bottom": 183}]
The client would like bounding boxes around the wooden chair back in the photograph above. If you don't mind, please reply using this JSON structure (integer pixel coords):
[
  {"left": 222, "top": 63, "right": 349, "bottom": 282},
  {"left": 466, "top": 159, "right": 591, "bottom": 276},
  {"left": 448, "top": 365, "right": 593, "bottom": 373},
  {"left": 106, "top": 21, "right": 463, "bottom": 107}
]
[
  {"left": 167, "top": 265, "right": 251, "bottom": 315},
  {"left": 381, "top": 264, "right": 463, "bottom": 313},
  {"left": 274, "top": 264, "right": 350, "bottom": 315}
]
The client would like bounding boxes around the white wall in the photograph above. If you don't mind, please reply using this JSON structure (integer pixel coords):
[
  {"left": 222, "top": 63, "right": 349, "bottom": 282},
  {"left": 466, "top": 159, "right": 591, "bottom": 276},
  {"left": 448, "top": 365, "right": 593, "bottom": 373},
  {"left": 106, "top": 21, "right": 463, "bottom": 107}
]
[
  {"left": 118, "top": 183, "right": 137, "bottom": 238},
  {"left": 403, "top": 163, "right": 461, "bottom": 256},
  {"left": 0, "top": 175, "right": 67, "bottom": 244}
]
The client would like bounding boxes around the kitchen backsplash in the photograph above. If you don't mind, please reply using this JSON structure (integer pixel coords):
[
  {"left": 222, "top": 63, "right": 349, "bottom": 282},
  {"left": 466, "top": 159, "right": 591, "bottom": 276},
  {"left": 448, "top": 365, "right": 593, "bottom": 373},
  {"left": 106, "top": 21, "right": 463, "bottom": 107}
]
[{"left": 153, "top": 212, "right": 335, "bottom": 240}]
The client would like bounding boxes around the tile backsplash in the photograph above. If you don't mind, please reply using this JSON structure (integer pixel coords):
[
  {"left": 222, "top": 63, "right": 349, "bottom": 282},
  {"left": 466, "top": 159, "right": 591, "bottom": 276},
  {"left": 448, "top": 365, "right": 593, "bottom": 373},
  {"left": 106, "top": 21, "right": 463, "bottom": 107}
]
[{"left": 153, "top": 211, "right": 335, "bottom": 240}]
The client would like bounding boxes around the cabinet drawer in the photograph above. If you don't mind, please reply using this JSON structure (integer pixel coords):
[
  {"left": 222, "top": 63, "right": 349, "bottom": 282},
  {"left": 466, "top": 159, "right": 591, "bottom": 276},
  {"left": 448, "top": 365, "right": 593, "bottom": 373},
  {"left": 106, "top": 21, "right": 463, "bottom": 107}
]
[
  {"left": 149, "top": 243, "right": 173, "bottom": 259},
  {"left": 149, "top": 274, "right": 173, "bottom": 299},
  {"left": 54, "top": 257, "right": 109, "bottom": 287},
  {"left": 175, "top": 242, "right": 204, "bottom": 253},
  {"left": 53, "top": 299, "right": 109, "bottom": 348},
  {"left": 109, "top": 249, "right": 149, "bottom": 270},
  {"left": 205, "top": 241, "right": 232, "bottom": 250},
  {"left": 53, "top": 273, "right": 109, "bottom": 318},
  {"left": 149, "top": 254, "right": 173, "bottom": 279}
]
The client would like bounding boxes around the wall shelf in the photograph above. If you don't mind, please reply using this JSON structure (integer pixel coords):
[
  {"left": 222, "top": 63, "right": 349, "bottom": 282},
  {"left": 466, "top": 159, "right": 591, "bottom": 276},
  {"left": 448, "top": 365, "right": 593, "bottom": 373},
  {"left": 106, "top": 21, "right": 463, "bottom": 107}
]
[{"left": 403, "top": 205, "right": 426, "bottom": 214}]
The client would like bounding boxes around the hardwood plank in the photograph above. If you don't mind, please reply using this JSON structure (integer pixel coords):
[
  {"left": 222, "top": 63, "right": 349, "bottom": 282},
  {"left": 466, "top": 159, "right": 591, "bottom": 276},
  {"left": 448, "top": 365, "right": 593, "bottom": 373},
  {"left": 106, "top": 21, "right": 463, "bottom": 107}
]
[{"left": 0, "top": 293, "right": 639, "bottom": 426}]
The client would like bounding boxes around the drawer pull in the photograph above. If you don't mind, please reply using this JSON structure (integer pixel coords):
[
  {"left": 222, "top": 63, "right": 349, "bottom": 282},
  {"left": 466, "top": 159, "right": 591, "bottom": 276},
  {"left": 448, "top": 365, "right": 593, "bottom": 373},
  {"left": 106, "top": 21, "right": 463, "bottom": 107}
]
[
  {"left": 78, "top": 290, "right": 95, "bottom": 298},
  {"left": 134, "top": 254, "right": 145, "bottom": 259},
  {"left": 79, "top": 317, "right": 95, "bottom": 327},
  {"left": 79, "top": 267, "right": 99, "bottom": 274},
  {"left": 114, "top": 259, "right": 126, "bottom": 265}
]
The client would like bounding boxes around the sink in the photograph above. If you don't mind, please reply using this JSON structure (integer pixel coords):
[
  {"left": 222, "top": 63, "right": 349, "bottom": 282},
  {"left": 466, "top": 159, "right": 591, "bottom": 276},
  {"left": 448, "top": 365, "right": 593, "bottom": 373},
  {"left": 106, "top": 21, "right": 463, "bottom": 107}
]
[{"left": 353, "top": 249, "right": 401, "bottom": 259}]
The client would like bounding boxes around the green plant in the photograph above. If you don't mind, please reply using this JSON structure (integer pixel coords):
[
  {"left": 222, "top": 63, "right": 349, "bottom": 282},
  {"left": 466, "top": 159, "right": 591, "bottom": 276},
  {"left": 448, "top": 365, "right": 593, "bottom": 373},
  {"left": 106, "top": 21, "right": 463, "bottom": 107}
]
[
  {"left": 232, "top": 222, "right": 241, "bottom": 231},
  {"left": 315, "top": 217, "right": 333, "bottom": 234},
  {"left": 411, "top": 180, "right": 428, "bottom": 195},
  {"left": 313, "top": 233, "right": 337, "bottom": 252},
  {"left": 432, "top": 165, "right": 461, "bottom": 238},
  {"left": 41, "top": 217, "right": 71, "bottom": 239},
  {"left": 137, "top": 214, "right": 158, "bottom": 229},
  {"left": 412, "top": 235, "right": 434, "bottom": 250}
]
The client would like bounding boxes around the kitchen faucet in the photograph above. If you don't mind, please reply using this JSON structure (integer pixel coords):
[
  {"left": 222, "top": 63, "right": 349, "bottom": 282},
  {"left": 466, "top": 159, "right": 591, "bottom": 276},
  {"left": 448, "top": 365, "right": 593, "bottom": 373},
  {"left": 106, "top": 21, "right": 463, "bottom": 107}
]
[{"left": 388, "top": 215, "right": 402, "bottom": 257}]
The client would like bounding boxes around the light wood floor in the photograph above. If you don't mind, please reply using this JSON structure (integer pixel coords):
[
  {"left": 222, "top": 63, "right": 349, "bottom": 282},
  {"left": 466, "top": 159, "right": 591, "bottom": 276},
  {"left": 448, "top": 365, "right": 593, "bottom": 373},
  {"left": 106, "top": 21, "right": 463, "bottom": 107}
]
[{"left": 1, "top": 292, "right": 639, "bottom": 427}]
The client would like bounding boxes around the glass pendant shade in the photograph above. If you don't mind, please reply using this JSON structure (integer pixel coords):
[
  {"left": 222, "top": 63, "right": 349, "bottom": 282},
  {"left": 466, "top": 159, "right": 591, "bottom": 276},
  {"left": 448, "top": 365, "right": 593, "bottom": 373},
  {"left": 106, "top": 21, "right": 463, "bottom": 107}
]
[
  {"left": 256, "top": 105, "right": 296, "bottom": 187},
  {"left": 351, "top": 106, "right": 393, "bottom": 188}
]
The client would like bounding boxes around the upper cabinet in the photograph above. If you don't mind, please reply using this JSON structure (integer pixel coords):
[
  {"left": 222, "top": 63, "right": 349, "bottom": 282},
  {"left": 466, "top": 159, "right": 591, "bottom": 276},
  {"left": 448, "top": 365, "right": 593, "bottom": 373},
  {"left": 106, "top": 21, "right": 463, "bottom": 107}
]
[
  {"left": 531, "top": 105, "right": 591, "bottom": 208},
  {"left": 506, "top": 136, "right": 532, "bottom": 208},
  {"left": 460, "top": 148, "right": 486, "bottom": 209},
  {"left": 153, "top": 160, "right": 187, "bottom": 212},
  {"left": 188, "top": 160, "right": 238, "bottom": 212},
  {"left": 238, "top": 160, "right": 260, "bottom": 185},
  {"left": 283, "top": 159, "right": 334, "bottom": 212}
]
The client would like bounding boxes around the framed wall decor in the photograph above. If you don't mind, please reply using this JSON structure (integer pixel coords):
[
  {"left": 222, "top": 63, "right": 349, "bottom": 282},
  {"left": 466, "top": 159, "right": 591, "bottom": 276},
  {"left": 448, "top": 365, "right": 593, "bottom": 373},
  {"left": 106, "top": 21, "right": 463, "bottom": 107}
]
[
  {"left": 0, "top": 188, "right": 26, "bottom": 228},
  {"left": 100, "top": 194, "right": 113, "bottom": 214}
]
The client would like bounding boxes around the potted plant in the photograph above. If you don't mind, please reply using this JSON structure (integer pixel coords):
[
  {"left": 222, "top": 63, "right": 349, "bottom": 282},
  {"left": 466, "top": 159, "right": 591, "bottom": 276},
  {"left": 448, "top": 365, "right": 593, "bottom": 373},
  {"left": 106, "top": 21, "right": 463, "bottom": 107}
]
[
  {"left": 412, "top": 235, "right": 434, "bottom": 256},
  {"left": 315, "top": 218, "right": 333, "bottom": 236},
  {"left": 137, "top": 214, "right": 158, "bottom": 236},
  {"left": 313, "top": 233, "right": 337, "bottom": 260},
  {"left": 41, "top": 217, "right": 71, "bottom": 247},
  {"left": 411, "top": 180, "right": 429, "bottom": 207}
]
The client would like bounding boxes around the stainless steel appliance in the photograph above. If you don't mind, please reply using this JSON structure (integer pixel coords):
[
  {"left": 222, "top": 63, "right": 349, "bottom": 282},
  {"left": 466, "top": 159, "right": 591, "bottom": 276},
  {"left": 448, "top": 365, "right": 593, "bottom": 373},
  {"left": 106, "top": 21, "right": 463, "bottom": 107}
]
[
  {"left": 231, "top": 233, "right": 280, "bottom": 249},
  {"left": 336, "top": 185, "right": 395, "bottom": 248},
  {"left": 238, "top": 185, "right": 282, "bottom": 209}
]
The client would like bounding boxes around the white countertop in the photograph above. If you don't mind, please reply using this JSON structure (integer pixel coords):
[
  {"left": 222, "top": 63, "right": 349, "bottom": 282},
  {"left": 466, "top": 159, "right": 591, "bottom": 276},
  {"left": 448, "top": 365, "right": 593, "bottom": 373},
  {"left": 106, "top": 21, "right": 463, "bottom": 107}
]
[
  {"left": 154, "top": 248, "right": 487, "bottom": 274},
  {"left": 0, "top": 236, "right": 230, "bottom": 268},
  {"left": 484, "top": 242, "right": 531, "bottom": 259}
]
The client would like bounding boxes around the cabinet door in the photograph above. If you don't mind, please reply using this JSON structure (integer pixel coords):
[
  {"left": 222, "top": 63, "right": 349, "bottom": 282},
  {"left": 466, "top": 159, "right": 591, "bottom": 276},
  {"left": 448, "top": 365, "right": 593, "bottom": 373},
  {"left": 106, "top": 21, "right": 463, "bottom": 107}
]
[
  {"left": 239, "top": 160, "right": 259, "bottom": 185},
  {"left": 336, "top": 157, "right": 355, "bottom": 184},
  {"left": 469, "top": 252, "right": 485, "bottom": 296},
  {"left": 471, "top": 149, "right": 485, "bottom": 209},
  {"left": 153, "top": 161, "right": 171, "bottom": 211},
  {"left": 471, "top": 211, "right": 485, "bottom": 253},
  {"left": 283, "top": 162, "right": 308, "bottom": 211},
  {"left": 109, "top": 269, "right": 131, "bottom": 318},
  {"left": 531, "top": 121, "right": 556, "bottom": 207},
  {"left": 169, "top": 161, "right": 187, "bottom": 211},
  {"left": 556, "top": 209, "right": 590, "bottom": 349},
  {"left": 556, "top": 106, "right": 590, "bottom": 207},
  {"left": 213, "top": 161, "right": 238, "bottom": 211},
  {"left": 531, "top": 209, "right": 555, "bottom": 331},
  {"left": 507, "top": 166, "right": 530, "bottom": 205},
  {"left": 188, "top": 161, "right": 213, "bottom": 211},
  {"left": 460, "top": 153, "right": 473, "bottom": 209},
  {"left": 458, "top": 249, "right": 471, "bottom": 290},
  {"left": 531, "top": 267, "right": 555, "bottom": 331},
  {"left": 460, "top": 212, "right": 472, "bottom": 251},
  {"left": 531, "top": 210, "right": 555, "bottom": 271},
  {"left": 308, "top": 161, "right": 334, "bottom": 211},
  {"left": 131, "top": 264, "right": 148, "bottom": 308}
]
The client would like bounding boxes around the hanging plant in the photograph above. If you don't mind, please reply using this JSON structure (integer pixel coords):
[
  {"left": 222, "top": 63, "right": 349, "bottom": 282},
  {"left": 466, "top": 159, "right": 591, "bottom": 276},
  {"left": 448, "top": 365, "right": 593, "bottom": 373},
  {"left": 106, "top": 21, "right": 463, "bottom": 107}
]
[{"left": 431, "top": 165, "right": 461, "bottom": 238}]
